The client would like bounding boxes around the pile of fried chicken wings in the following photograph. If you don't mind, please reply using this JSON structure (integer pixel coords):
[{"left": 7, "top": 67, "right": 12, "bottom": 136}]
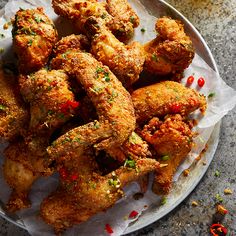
[{"left": 0, "top": 0, "right": 206, "bottom": 233}]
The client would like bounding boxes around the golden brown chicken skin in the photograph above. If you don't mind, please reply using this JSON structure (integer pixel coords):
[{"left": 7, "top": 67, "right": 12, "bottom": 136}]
[
  {"left": 144, "top": 16, "right": 195, "bottom": 78},
  {"left": 131, "top": 81, "right": 207, "bottom": 124},
  {"left": 12, "top": 7, "right": 58, "bottom": 74},
  {"left": 105, "top": 0, "right": 140, "bottom": 41},
  {"left": 52, "top": 0, "right": 113, "bottom": 33},
  {"left": 50, "top": 35, "right": 136, "bottom": 155},
  {"left": 40, "top": 155, "right": 159, "bottom": 233},
  {"left": 19, "top": 69, "right": 78, "bottom": 135},
  {"left": 84, "top": 17, "right": 145, "bottom": 87},
  {"left": 0, "top": 67, "right": 29, "bottom": 141},
  {"left": 141, "top": 114, "right": 194, "bottom": 194}
]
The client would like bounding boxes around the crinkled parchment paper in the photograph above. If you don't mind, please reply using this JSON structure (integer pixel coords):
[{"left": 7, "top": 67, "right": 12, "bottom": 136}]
[{"left": 0, "top": 0, "right": 236, "bottom": 235}]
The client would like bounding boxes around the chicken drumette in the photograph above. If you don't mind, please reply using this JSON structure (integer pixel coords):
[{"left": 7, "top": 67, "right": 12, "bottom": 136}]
[
  {"left": 141, "top": 114, "right": 194, "bottom": 194},
  {"left": 131, "top": 81, "right": 206, "bottom": 124},
  {"left": 84, "top": 17, "right": 145, "bottom": 87},
  {"left": 12, "top": 7, "right": 58, "bottom": 74},
  {"left": 144, "top": 16, "right": 195, "bottom": 79}
]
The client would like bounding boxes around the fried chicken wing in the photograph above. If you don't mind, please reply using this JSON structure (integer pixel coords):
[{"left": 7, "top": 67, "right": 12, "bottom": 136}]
[
  {"left": 19, "top": 69, "right": 78, "bottom": 135},
  {"left": 131, "top": 81, "right": 207, "bottom": 124},
  {"left": 52, "top": 0, "right": 113, "bottom": 33},
  {"left": 141, "top": 114, "right": 194, "bottom": 194},
  {"left": 144, "top": 16, "right": 195, "bottom": 78},
  {"left": 0, "top": 67, "right": 28, "bottom": 141},
  {"left": 106, "top": 0, "right": 140, "bottom": 41},
  {"left": 3, "top": 136, "right": 50, "bottom": 212},
  {"left": 84, "top": 17, "right": 145, "bottom": 87},
  {"left": 12, "top": 8, "right": 58, "bottom": 74},
  {"left": 40, "top": 156, "right": 159, "bottom": 233},
  {"left": 50, "top": 35, "right": 135, "bottom": 154}
]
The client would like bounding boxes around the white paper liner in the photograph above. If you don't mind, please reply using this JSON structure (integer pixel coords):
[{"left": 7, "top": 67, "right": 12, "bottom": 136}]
[{"left": 0, "top": 0, "right": 236, "bottom": 235}]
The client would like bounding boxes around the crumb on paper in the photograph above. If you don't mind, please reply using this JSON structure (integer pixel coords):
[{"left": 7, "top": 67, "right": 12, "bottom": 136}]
[
  {"left": 224, "top": 188, "right": 233, "bottom": 195},
  {"left": 160, "top": 164, "right": 168, "bottom": 168},
  {"left": 183, "top": 169, "right": 190, "bottom": 177},
  {"left": 191, "top": 201, "right": 198, "bottom": 207}
]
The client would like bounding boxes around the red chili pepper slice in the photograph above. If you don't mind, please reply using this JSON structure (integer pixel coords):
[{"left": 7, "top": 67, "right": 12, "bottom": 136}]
[
  {"left": 71, "top": 173, "right": 78, "bottom": 181},
  {"left": 210, "top": 223, "right": 228, "bottom": 236},
  {"left": 129, "top": 210, "right": 139, "bottom": 218},
  {"left": 105, "top": 224, "right": 113, "bottom": 234},
  {"left": 171, "top": 104, "right": 181, "bottom": 113},
  {"left": 187, "top": 75, "right": 194, "bottom": 85},
  {"left": 60, "top": 100, "right": 80, "bottom": 114},
  {"left": 198, "top": 77, "right": 205, "bottom": 87}
]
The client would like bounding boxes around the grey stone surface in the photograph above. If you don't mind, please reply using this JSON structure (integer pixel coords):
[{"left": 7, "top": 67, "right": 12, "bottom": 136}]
[{"left": 0, "top": 0, "right": 235, "bottom": 235}]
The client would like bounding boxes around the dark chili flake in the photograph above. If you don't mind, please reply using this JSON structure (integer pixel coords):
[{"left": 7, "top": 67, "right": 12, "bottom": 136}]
[{"left": 59, "top": 168, "right": 68, "bottom": 179}]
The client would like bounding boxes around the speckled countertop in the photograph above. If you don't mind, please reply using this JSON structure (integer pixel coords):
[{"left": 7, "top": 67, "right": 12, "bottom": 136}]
[{"left": 0, "top": 0, "right": 235, "bottom": 235}]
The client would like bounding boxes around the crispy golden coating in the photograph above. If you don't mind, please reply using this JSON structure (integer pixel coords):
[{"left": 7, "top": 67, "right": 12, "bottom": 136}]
[
  {"left": 19, "top": 69, "right": 77, "bottom": 135},
  {"left": 131, "top": 81, "right": 207, "bottom": 124},
  {"left": 50, "top": 35, "right": 135, "bottom": 154},
  {"left": 0, "top": 67, "right": 29, "bottom": 141},
  {"left": 12, "top": 8, "right": 58, "bottom": 74},
  {"left": 85, "top": 17, "right": 145, "bottom": 87},
  {"left": 141, "top": 114, "right": 194, "bottom": 194},
  {"left": 106, "top": 0, "right": 139, "bottom": 41},
  {"left": 144, "top": 16, "right": 195, "bottom": 77},
  {"left": 40, "top": 157, "right": 159, "bottom": 233},
  {"left": 52, "top": 0, "right": 113, "bottom": 33},
  {"left": 107, "top": 131, "right": 151, "bottom": 163}
]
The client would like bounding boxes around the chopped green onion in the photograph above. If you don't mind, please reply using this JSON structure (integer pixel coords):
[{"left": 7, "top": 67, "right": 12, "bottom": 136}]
[{"left": 161, "top": 155, "right": 170, "bottom": 161}]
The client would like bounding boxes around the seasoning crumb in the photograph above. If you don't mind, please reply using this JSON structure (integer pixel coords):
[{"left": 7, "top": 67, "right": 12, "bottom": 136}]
[
  {"left": 123, "top": 215, "right": 128, "bottom": 220},
  {"left": 140, "top": 28, "right": 145, "bottom": 33},
  {"left": 133, "top": 192, "right": 144, "bottom": 200},
  {"left": 183, "top": 169, "right": 190, "bottom": 177},
  {"left": 191, "top": 201, "right": 198, "bottom": 207},
  {"left": 202, "top": 161, "right": 207, "bottom": 165},
  {"left": 3, "top": 21, "right": 11, "bottom": 30},
  {"left": 216, "top": 204, "right": 228, "bottom": 215},
  {"left": 224, "top": 188, "right": 233, "bottom": 195},
  {"left": 160, "top": 164, "right": 168, "bottom": 168}
]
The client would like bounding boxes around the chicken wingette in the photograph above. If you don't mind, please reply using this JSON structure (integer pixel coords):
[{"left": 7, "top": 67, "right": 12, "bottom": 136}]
[
  {"left": 3, "top": 68, "right": 79, "bottom": 212},
  {"left": 84, "top": 16, "right": 145, "bottom": 87},
  {"left": 41, "top": 154, "right": 159, "bottom": 233},
  {"left": 50, "top": 34, "right": 136, "bottom": 156},
  {"left": 105, "top": 0, "right": 139, "bottom": 41},
  {"left": 144, "top": 16, "right": 195, "bottom": 79},
  {"left": 131, "top": 81, "right": 206, "bottom": 124},
  {"left": 0, "top": 66, "right": 28, "bottom": 141},
  {"left": 12, "top": 7, "right": 58, "bottom": 74},
  {"left": 141, "top": 114, "right": 194, "bottom": 194}
]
